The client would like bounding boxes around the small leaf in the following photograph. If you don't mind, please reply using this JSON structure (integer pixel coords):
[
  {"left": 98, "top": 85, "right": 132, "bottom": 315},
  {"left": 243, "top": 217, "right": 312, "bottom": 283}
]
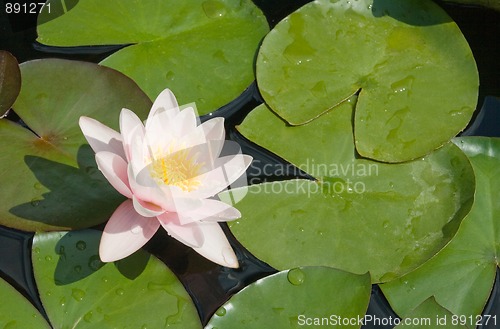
[
  {"left": 37, "top": 0, "right": 269, "bottom": 114},
  {"left": 0, "top": 276, "right": 51, "bottom": 329},
  {"left": 381, "top": 137, "right": 500, "bottom": 319},
  {"left": 256, "top": 0, "right": 478, "bottom": 162},
  {"left": 0, "top": 59, "right": 152, "bottom": 231},
  {"left": 225, "top": 100, "right": 475, "bottom": 282},
  {"left": 206, "top": 267, "right": 371, "bottom": 329},
  {"left": 0, "top": 51, "right": 21, "bottom": 117},
  {"left": 33, "top": 230, "right": 202, "bottom": 329}
]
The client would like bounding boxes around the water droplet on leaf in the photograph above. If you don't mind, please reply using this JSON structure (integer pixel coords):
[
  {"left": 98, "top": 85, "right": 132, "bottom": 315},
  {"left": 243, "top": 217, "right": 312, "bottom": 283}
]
[
  {"left": 287, "top": 268, "right": 305, "bottom": 286},
  {"left": 76, "top": 240, "right": 86, "bottom": 250},
  {"left": 202, "top": 0, "right": 227, "bottom": 18},
  {"left": 215, "top": 307, "right": 226, "bottom": 317},
  {"left": 71, "top": 288, "right": 86, "bottom": 301}
]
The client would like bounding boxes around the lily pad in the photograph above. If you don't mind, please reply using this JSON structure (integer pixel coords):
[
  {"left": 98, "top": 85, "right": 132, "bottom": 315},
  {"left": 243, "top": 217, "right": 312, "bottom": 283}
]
[
  {"left": 224, "top": 100, "right": 475, "bottom": 282},
  {"left": 381, "top": 137, "right": 500, "bottom": 320},
  {"left": 37, "top": 0, "right": 269, "bottom": 114},
  {"left": 0, "top": 277, "right": 51, "bottom": 329},
  {"left": 0, "top": 51, "right": 21, "bottom": 117},
  {"left": 33, "top": 229, "right": 202, "bottom": 329},
  {"left": 206, "top": 267, "right": 371, "bottom": 328},
  {"left": 0, "top": 58, "right": 152, "bottom": 231},
  {"left": 256, "top": 0, "right": 478, "bottom": 162}
]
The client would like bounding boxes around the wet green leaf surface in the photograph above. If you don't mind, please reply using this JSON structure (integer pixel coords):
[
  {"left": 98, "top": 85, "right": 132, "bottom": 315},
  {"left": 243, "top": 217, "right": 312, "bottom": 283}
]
[
  {"left": 394, "top": 297, "right": 467, "bottom": 329},
  {"left": 256, "top": 0, "right": 478, "bottom": 162},
  {"left": 381, "top": 137, "right": 500, "bottom": 320},
  {"left": 206, "top": 267, "right": 371, "bottom": 328},
  {"left": 0, "top": 277, "right": 51, "bottom": 329},
  {"left": 226, "top": 100, "right": 475, "bottom": 282},
  {"left": 0, "top": 59, "right": 151, "bottom": 231},
  {"left": 0, "top": 51, "right": 21, "bottom": 117},
  {"left": 33, "top": 230, "right": 201, "bottom": 329},
  {"left": 37, "top": 0, "right": 269, "bottom": 114}
]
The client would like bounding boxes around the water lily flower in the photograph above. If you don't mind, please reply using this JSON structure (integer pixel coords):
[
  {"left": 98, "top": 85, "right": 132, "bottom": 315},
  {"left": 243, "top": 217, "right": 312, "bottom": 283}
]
[{"left": 79, "top": 89, "right": 252, "bottom": 268}]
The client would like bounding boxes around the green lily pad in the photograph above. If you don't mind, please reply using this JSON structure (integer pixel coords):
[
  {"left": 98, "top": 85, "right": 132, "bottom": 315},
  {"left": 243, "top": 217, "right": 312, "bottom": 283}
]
[
  {"left": 33, "top": 229, "right": 202, "bottom": 329},
  {"left": 0, "top": 51, "right": 21, "bottom": 117},
  {"left": 441, "top": 0, "right": 500, "bottom": 12},
  {"left": 224, "top": 100, "right": 474, "bottom": 282},
  {"left": 394, "top": 297, "right": 467, "bottom": 329},
  {"left": 0, "top": 58, "right": 152, "bottom": 231},
  {"left": 37, "top": 0, "right": 269, "bottom": 114},
  {"left": 206, "top": 267, "right": 371, "bottom": 328},
  {"left": 381, "top": 137, "right": 500, "bottom": 320},
  {"left": 256, "top": 0, "right": 478, "bottom": 162},
  {"left": 0, "top": 277, "right": 51, "bottom": 329}
]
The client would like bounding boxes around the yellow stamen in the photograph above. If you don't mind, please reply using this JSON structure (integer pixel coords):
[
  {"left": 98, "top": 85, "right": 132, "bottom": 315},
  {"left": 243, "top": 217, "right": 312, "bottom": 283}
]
[{"left": 151, "top": 148, "right": 203, "bottom": 192}]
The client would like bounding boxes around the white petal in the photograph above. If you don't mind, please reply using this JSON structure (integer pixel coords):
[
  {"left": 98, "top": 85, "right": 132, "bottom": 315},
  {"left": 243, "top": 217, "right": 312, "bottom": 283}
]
[
  {"left": 99, "top": 199, "right": 160, "bottom": 262},
  {"left": 120, "top": 108, "right": 145, "bottom": 162},
  {"left": 95, "top": 152, "right": 132, "bottom": 198},
  {"left": 192, "top": 222, "right": 239, "bottom": 268},
  {"left": 200, "top": 117, "right": 225, "bottom": 141},
  {"left": 79, "top": 116, "right": 125, "bottom": 159},
  {"left": 176, "top": 199, "right": 241, "bottom": 225},
  {"left": 149, "top": 89, "right": 179, "bottom": 119},
  {"left": 132, "top": 195, "right": 165, "bottom": 217},
  {"left": 157, "top": 212, "right": 204, "bottom": 248},
  {"left": 173, "top": 107, "right": 198, "bottom": 138}
]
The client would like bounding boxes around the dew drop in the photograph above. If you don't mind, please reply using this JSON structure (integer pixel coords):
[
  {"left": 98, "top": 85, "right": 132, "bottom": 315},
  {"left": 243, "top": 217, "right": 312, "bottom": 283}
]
[
  {"left": 382, "top": 221, "right": 389, "bottom": 229},
  {"left": 215, "top": 307, "right": 226, "bottom": 317},
  {"left": 202, "top": 0, "right": 227, "bottom": 18},
  {"left": 131, "top": 225, "right": 141, "bottom": 235},
  {"left": 83, "top": 311, "right": 93, "bottom": 323},
  {"left": 33, "top": 247, "right": 40, "bottom": 254},
  {"left": 45, "top": 255, "right": 52, "bottom": 262},
  {"left": 287, "top": 268, "right": 305, "bottom": 286},
  {"left": 60, "top": 297, "right": 66, "bottom": 307},
  {"left": 88, "top": 255, "right": 104, "bottom": 271},
  {"left": 74, "top": 265, "right": 82, "bottom": 273},
  {"left": 76, "top": 240, "right": 87, "bottom": 250},
  {"left": 116, "top": 288, "right": 125, "bottom": 296},
  {"left": 165, "top": 71, "right": 175, "bottom": 81},
  {"left": 33, "top": 182, "right": 42, "bottom": 190},
  {"left": 71, "top": 289, "right": 85, "bottom": 302},
  {"left": 30, "top": 198, "right": 42, "bottom": 207},
  {"left": 391, "top": 76, "right": 415, "bottom": 94}
]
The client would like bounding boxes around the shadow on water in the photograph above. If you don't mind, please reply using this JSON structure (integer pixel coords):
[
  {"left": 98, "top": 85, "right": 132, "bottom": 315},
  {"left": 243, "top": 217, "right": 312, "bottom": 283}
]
[{"left": 9, "top": 145, "right": 124, "bottom": 229}]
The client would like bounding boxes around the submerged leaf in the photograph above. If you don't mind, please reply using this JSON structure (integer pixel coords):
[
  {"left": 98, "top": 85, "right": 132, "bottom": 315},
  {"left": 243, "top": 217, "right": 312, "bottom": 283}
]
[{"left": 0, "top": 51, "right": 21, "bottom": 117}]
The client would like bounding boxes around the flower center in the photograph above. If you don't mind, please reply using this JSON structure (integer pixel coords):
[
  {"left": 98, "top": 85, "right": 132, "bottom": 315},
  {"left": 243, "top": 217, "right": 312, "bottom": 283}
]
[{"left": 151, "top": 149, "right": 202, "bottom": 192}]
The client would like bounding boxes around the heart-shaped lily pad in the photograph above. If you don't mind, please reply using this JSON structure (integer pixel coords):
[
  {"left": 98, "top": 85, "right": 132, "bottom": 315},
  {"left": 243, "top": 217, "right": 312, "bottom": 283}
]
[
  {"left": 256, "top": 0, "right": 478, "bottom": 162},
  {"left": 0, "top": 276, "right": 51, "bottom": 328},
  {"left": 381, "top": 137, "right": 500, "bottom": 320},
  {"left": 0, "top": 58, "right": 151, "bottom": 231},
  {"left": 37, "top": 0, "right": 269, "bottom": 114},
  {"left": 0, "top": 51, "right": 21, "bottom": 117},
  {"left": 33, "top": 229, "right": 201, "bottom": 328},
  {"left": 223, "top": 99, "right": 475, "bottom": 282},
  {"left": 206, "top": 267, "right": 371, "bottom": 328}
]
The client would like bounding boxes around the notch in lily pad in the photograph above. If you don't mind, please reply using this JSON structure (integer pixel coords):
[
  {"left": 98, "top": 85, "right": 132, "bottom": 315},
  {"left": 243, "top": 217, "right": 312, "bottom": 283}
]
[{"left": 256, "top": 0, "right": 479, "bottom": 162}]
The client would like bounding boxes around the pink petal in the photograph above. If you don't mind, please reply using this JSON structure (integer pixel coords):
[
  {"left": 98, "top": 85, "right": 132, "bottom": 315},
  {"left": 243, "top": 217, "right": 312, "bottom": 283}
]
[
  {"left": 132, "top": 195, "right": 165, "bottom": 217},
  {"left": 176, "top": 199, "right": 241, "bottom": 225},
  {"left": 79, "top": 116, "right": 125, "bottom": 159},
  {"left": 119, "top": 108, "right": 145, "bottom": 162},
  {"left": 95, "top": 152, "right": 132, "bottom": 198},
  {"left": 157, "top": 212, "right": 204, "bottom": 248},
  {"left": 192, "top": 222, "right": 239, "bottom": 268},
  {"left": 99, "top": 200, "right": 160, "bottom": 262}
]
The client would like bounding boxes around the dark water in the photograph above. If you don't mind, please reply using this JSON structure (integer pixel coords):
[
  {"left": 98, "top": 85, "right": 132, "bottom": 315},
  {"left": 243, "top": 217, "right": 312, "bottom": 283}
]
[{"left": 0, "top": 1, "right": 499, "bottom": 328}]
